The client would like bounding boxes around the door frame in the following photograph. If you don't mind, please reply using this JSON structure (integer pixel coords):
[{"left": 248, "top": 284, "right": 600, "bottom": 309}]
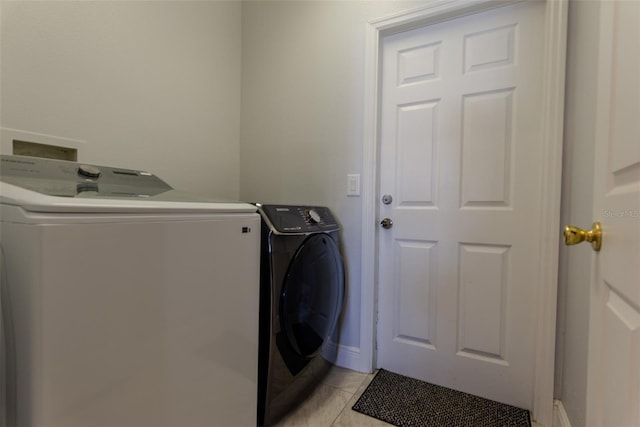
[{"left": 359, "top": 1, "right": 568, "bottom": 425}]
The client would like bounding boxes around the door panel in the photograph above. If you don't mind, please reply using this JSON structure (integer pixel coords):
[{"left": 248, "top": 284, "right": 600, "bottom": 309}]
[
  {"left": 458, "top": 243, "right": 509, "bottom": 363},
  {"left": 393, "top": 240, "right": 438, "bottom": 348},
  {"left": 377, "top": 1, "right": 546, "bottom": 408},
  {"left": 396, "top": 103, "right": 438, "bottom": 206},
  {"left": 586, "top": 2, "right": 640, "bottom": 425},
  {"left": 461, "top": 89, "right": 514, "bottom": 207}
]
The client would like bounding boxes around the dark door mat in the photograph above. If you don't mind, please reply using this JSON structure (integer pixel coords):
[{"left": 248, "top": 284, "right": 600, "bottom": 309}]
[{"left": 352, "top": 369, "right": 531, "bottom": 427}]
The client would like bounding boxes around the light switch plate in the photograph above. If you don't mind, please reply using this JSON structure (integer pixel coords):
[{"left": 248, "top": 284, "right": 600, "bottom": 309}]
[{"left": 347, "top": 174, "right": 360, "bottom": 197}]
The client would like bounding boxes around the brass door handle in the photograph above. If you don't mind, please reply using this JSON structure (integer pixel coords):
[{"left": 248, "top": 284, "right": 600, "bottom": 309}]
[{"left": 564, "top": 222, "right": 602, "bottom": 251}]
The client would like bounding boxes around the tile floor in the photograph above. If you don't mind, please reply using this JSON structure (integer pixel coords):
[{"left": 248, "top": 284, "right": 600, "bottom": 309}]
[
  {"left": 273, "top": 366, "right": 543, "bottom": 427},
  {"left": 274, "top": 366, "right": 388, "bottom": 427}
]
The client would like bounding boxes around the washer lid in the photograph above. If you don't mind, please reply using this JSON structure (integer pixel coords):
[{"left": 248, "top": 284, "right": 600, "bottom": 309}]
[{"left": 0, "top": 155, "right": 255, "bottom": 214}]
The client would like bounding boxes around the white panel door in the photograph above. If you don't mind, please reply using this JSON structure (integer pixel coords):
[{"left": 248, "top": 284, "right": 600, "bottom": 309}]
[
  {"left": 377, "top": 1, "right": 547, "bottom": 408},
  {"left": 586, "top": 2, "right": 640, "bottom": 426}
]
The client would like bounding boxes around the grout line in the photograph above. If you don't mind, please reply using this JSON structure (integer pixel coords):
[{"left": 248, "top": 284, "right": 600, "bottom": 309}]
[{"left": 328, "top": 391, "right": 355, "bottom": 427}]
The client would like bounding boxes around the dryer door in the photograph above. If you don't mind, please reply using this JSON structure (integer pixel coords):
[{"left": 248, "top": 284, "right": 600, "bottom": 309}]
[{"left": 279, "top": 233, "right": 344, "bottom": 364}]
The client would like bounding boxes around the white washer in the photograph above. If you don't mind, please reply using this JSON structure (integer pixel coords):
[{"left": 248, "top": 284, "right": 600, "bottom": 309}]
[{"left": 0, "top": 155, "right": 260, "bottom": 427}]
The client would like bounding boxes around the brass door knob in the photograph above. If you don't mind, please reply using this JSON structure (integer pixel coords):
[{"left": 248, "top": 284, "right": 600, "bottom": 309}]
[{"left": 564, "top": 222, "right": 602, "bottom": 251}]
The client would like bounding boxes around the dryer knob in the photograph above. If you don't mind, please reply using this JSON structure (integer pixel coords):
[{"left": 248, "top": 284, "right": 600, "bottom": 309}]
[{"left": 306, "top": 209, "right": 321, "bottom": 224}]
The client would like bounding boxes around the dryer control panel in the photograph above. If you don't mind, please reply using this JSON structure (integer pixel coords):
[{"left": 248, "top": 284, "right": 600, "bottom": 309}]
[{"left": 257, "top": 204, "right": 339, "bottom": 234}]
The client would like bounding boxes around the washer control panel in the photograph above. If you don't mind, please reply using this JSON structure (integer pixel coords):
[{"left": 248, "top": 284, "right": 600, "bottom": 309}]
[
  {"left": 257, "top": 204, "right": 339, "bottom": 234},
  {"left": 0, "top": 154, "right": 171, "bottom": 198}
]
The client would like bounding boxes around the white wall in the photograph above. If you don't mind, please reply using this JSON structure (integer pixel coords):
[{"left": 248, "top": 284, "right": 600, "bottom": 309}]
[
  {"left": 240, "top": 0, "right": 428, "bottom": 352},
  {"left": 1, "top": 1, "right": 242, "bottom": 199},
  {"left": 554, "top": 1, "right": 600, "bottom": 425}
]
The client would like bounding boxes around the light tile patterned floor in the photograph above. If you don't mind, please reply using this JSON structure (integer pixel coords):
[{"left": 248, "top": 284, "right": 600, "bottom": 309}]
[
  {"left": 274, "top": 366, "right": 391, "bottom": 427},
  {"left": 273, "top": 365, "right": 544, "bottom": 427}
]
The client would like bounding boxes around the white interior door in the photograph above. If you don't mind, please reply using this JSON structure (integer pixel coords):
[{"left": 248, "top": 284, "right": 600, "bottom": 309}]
[
  {"left": 377, "top": 1, "right": 550, "bottom": 409},
  {"left": 585, "top": 2, "right": 640, "bottom": 426}
]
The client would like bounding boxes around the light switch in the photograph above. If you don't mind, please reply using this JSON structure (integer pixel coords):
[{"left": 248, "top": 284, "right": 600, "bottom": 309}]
[{"left": 347, "top": 174, "right": 360, "bottom": 197}]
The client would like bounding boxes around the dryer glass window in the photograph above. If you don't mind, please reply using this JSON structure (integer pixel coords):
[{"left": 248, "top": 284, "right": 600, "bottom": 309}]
[{"left": 280, "top": 234, "right": 344, "bottom": 358}]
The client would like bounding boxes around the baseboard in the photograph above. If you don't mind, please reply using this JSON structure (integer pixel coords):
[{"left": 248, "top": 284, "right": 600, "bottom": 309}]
[
  {"left": 322, "top": 340, "right": 362, "bottom": 372},
  {"left": 553, "top": 400, "right": 572, "bottom": 427}
]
